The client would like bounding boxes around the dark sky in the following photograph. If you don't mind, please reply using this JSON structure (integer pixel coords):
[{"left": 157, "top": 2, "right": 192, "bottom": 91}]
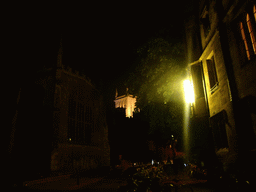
[
  {"left": 9, "top": 2, "right": 188, "bottom": 106},
  {"left": 61, "top": 2, "right": 186, "bottom": 82}
]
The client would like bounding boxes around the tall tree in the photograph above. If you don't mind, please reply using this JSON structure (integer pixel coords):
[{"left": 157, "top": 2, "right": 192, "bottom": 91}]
[{"left": 126, "top": 37, "right": 187, "bottom": 142}]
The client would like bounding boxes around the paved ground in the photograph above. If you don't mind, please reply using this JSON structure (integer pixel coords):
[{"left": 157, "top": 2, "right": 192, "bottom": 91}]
[
  {"left": 12, "top": 173, "right": 211, "bottom": 191},
  {"left": 77, "top": 177, "right": 128, "bottom": 192},
  {"left": 10, "top": 167, "right": 255, "bottom": 191},
  {"left": 24, "top": 176, "right": 105, "bottom": 191},
  {"left": 79, "top": 178, "right": 215, "bottom": 192}
]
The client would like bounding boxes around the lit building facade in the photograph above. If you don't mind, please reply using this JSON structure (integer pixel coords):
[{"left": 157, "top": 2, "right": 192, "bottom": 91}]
[
  {"left": 114, "top": 90, "right": 137, "bottom": 118},
  {"left": 184, "top": 0, "right": 256, "bottom": 175}
]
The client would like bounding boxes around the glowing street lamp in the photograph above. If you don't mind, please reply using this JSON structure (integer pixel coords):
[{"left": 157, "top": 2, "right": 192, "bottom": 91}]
[
  {"left": 183, "top": 80, "right": 195, "bottom": 104},
  {"left": 183, "top": 79, "right": 195, "bottom": 160}
]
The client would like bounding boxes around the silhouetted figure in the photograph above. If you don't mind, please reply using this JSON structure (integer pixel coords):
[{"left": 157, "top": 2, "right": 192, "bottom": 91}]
[
  {"left": 162, "top": 138, "right": 179, "bottom": 178},
  {"left": 171, "top": 139, "right": 178, "bottom": 176}
]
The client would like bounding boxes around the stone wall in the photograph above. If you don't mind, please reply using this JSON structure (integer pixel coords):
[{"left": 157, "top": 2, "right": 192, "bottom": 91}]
[{"left": 51, "top": 144, "right": 105, "bottom": 173}]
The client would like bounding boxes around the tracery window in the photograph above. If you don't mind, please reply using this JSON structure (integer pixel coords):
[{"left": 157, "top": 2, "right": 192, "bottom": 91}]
[
  {"left": 239, "top": 5, "right": 256, "bottom": 61},
  {"left": 246, "top": 13, "right": 256, "bottom": 54},
  {"left": 240, "top": 21, "right": 251, "bottom": 60},
  {"left": 254, "top": 5, "right": 256, "bottom": 21},
  {"left": 68, "top": 95, "right": 93, "bottom": 145}
]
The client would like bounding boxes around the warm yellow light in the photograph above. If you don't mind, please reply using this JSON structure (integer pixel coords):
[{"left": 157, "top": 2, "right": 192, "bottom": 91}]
[{"left": 183, "top": 80, "right": 195, "bottom": 104}]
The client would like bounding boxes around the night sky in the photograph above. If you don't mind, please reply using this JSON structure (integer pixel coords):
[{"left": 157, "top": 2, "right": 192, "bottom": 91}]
[
  {"left": 61, "top": 2, "right": 187, "bottom": 83},
  {"left": 9, "top": 2, "right": 189, "bottom": 108}
]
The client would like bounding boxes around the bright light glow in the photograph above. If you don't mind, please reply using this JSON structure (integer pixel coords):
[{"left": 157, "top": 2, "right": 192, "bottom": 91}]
[
  {"left": 182, "top": 79, "right": 195, "bottom": 165},
  {"left": 183, "top": 80, "right": 195, "bottom": 104},
  {"left": 183, "top": 99, "right": 190, "bottom": 156}
]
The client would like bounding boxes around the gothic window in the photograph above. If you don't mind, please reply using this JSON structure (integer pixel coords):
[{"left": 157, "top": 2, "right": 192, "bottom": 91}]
[
  {"left": 247, "top": 13, "right": 256, "bottom": 54},
  {"left": 238, "top": 5, "right": 256, "bottom": 61},
  {"left": 68, "top": 95, "right": 93, "bottom": 145},
  {"left": 240, "top": 21, "right": 251, "bottom": 60},
  {"left": 254, "top": 5, "right": 256, "bottom": 21},
  {"left": 68, "top": 97, "right": 76, "bottom": 141}
]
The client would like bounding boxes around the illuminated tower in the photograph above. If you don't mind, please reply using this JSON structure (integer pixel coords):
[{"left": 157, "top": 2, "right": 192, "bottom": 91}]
[{"left": 114, "top": 88, "right": 136, "bottom": 118}]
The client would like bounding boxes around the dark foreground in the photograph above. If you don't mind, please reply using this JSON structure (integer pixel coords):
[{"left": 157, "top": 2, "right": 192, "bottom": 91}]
[{"left": 10, "top": 166, "right": 256, "bottom": 192}]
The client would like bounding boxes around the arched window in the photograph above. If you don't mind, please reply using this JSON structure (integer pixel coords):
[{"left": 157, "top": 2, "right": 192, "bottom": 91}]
[
  {"left": 246, "top": 13, "right": 256, "bottom": 54},
  {"left": 238, "top": 5, "right": 256, "bottom": 61},
  {"left": 240, "top": 22, "right": 251, "bottom": 60},
  {"left": 68, "top": 92, "right": 93, "bottom": 145},
  {"left": 254, "top": 5, "right": 256, "bottom": 21}
]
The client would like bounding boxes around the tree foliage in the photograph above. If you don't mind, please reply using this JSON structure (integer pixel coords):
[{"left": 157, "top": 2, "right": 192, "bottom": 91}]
[{"left": 126, "top": 37, "right": 187, "bottom": 138}]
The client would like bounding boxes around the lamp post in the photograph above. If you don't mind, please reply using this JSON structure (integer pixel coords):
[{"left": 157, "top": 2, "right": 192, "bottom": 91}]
[{"left": 183, "top": 79, "right": 195, "bottom": 161}]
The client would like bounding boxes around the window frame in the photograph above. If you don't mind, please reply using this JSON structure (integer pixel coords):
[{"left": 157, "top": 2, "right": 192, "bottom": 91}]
[
  {"left": 240, "top": 21, "right": 251, "bottom": 60},
  {"left": 68, "top": 95, "right": 94, "bottom": 145},
  {"left": 254, "top": 5, "right": 256, "bottom": 22},
  {"left": 247, "top": 13, "right": 256, "bottom": 54},
  {"left": 191, "top": 61, "right": 205, "bottom": 99},
  {"left": 237, "top": 4, "right": 256, "bottom": 62},
  {"left": 206, "top": 53, "right": 219, "bottom": 94}
]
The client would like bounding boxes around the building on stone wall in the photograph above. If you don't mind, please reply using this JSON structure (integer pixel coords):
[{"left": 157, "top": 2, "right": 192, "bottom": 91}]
[
  {"left": 49, "top": 42, "right": 110, "bottom": 173},
  {"left": 11, "top": 39, "right": 110, "bottom": 178},
  {"left": 114, "top": 88, "right": 137, "bottom": 118},
  {"left": 184, "top": 0, "right": 256, "bottom": 176}
]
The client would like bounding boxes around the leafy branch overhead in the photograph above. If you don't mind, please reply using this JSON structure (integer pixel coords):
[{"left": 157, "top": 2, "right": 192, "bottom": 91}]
[
  {"left": 127, "top": 37, "right": 187, "bottom": 109},
  {"left": 126, "top": 37, "right": 186, "bottom": 137}
]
